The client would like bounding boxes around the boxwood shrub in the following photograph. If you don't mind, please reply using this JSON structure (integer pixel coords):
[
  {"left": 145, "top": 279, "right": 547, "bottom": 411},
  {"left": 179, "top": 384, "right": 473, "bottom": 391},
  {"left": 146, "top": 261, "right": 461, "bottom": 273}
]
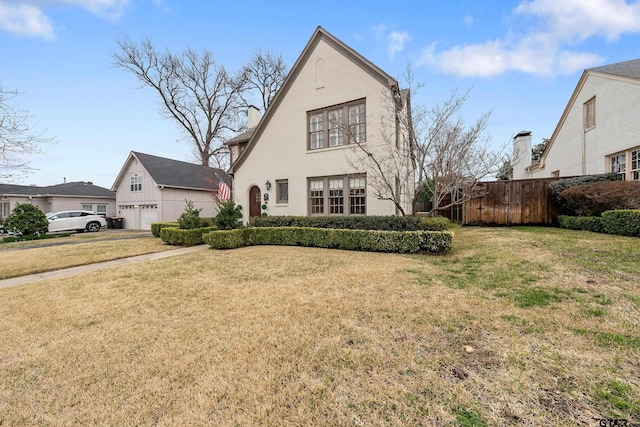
[
  {"left": 558, "top": 215, "right": 604, "bottom": 233},
  {"left": 151, "top": 222, "right": 179, "bottom": 237},
  {"left": 248, "top": 215, "right": 449, "bottom": 231},
  {"left": 160, "top": 226, "right": 218, "bottom": 246},
  {"left": 601, "top": 210, "right": 640, "bottom": 237},
  {"left": 203, "top": 227, "right": 452, "bottom": 254}
]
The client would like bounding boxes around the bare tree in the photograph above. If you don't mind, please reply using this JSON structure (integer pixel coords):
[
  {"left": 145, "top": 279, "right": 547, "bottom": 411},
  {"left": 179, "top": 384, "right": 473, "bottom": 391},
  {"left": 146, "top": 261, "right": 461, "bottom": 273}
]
[
  {"left": 241, "top": 50, "right": 288, "bottom": 112},
  {"left": 0, "top": 87, "right": 55, "bottom": 182},
  {"left": 344, "top": 87, "right": 415, "bottom": 216},
  {"left": 346, "top": 63, "right": 506, "bottom": 215},
  {"left": 112, "top": 38, "right": 247, "bottom": 169}
]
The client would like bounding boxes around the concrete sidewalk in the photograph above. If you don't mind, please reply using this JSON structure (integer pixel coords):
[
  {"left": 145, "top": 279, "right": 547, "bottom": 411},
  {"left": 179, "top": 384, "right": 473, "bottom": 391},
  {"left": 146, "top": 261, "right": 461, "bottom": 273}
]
[{"left": 0, "top": 244, "right": 210, "bottom": 290}]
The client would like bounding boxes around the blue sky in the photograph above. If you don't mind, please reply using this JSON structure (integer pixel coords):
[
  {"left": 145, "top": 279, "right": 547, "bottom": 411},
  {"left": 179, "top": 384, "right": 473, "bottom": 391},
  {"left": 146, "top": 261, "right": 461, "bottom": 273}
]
[{"left": 2, "top": 0, "right": 640, "bottom": 189}]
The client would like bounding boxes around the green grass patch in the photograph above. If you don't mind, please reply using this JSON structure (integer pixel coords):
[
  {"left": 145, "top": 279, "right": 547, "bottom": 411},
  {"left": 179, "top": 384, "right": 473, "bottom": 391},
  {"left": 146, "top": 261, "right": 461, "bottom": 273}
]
[
  {"left": 512, "top": 287, "right": 565, "bottom": 308},
  {"left": 594, "top": 380, "right": 640, "bottom": 418},
  {"left": 452, "top": 406, "right": 487, "bottom": 427},
  {"left": 573, "top": 328, "right": 640, "bottom": 349}
]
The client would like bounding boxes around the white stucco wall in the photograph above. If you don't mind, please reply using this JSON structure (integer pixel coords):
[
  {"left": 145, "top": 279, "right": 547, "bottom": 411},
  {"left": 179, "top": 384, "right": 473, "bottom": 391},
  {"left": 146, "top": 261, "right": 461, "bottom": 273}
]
[
  {"left": 532, "top": 74, "right": 640, "bottom": 178},
  {"left": 233, "top": 37, "right": 411, "bottom": 222},
  {"left": 159, "top": 188, "right": 219, "bottom": 222}
]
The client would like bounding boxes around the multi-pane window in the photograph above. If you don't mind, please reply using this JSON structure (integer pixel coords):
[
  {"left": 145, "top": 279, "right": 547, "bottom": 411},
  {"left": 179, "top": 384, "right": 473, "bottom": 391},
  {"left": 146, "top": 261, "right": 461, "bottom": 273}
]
[
  {"left": 276, "top": 179, "right": 289, "bottom": 204},
  {"left": 610, "top": 153, "right": 626, "bottom": 176},
  {"left": 308, "top": 99, "right": 365, "bottom": 150},
  {"left": 97, "top": 205, "right": 107, "bottom": 216},
  {"left": 349, "top": 104, "right": 366, "bottom": 143},
  {"left": 309, "top": 175, "right": 366, "bottom": 215},
  {"left": 632, "top": 149, "right": 640, "bottom": 181},
  {"left": 328, "top": 178, "right": 344, "bottom": 214},
  {"left": 309, "top": 179, "right": 324, "bottom": 214},
  {"left": 82, "top": 204, "right": 93, "bottom": 211},
  {"left": 584, "top": 97, "right": 596, "bottom": 129},
  {"left": 349, "top": 176, "right": 366, "bottom": 214},
  {"left": 328, "top": 109, "right": 344, "bottom": 147},
  {"left": 130, "top": 174, "right": 142, "bottom": 192},
  {"left": 309, "top": 113, "right": 324, "bottom": 149}
]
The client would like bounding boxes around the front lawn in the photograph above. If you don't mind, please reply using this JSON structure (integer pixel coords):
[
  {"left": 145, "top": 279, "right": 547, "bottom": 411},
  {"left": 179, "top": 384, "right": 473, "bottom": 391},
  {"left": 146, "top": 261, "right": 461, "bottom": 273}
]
[
  {"left": 0, "top": 236, "right": 174, "bottom": 279},
  {"left": 0, "top": 227, "right": 638, "bottom": 425}
]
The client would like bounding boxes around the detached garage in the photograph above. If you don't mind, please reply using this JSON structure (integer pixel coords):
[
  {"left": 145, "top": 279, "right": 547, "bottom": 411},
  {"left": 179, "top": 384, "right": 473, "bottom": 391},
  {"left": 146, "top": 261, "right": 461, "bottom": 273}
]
[{"left": 111, "top": 151, "right": 230, "bottom": 230}]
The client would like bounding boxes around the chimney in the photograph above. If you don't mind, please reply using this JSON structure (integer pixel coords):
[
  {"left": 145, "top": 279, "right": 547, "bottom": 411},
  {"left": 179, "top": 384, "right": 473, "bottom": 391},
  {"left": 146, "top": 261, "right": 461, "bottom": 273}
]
[
  {"left": 247, "top": 105, "right": 261, "bottom": 128},
  {"left": 512, "top": 131, "right": 532, "bottom": 180}
]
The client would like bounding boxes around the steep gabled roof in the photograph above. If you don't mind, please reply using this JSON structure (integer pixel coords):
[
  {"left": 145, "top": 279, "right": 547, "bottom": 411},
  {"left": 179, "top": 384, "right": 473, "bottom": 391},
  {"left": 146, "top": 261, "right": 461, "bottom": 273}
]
[
  {"left": 228, "top": 26, "right": 399, "bottom": 174},
  {"left": 589, "top": 58, "right": 640, "bottom": 80},
  {"left": 112, "top": 151, "right": 229, "bottom": 191},
  {"left": 224, "top": 127, "right": 256, "bottom": 146},
  {"left": 0, "top": 182, "right": 115, "bottom": 198},
  {"left": 530, "top": 58, "right": 640, "bottom": 172}
]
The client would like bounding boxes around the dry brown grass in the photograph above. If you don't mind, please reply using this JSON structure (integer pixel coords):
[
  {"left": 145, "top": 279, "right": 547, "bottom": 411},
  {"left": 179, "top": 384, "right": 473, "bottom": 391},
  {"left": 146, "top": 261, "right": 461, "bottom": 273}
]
[
  {"left": 0, "top": 227, "right": 639, "bottom": 425},
  {"left": 0, "top": 236, "right": 174, "bottom": 279}
]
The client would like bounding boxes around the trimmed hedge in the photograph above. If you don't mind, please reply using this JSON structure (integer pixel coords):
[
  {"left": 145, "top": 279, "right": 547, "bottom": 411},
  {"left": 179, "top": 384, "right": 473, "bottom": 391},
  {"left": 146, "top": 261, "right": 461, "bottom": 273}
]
[
  {"left": 558, "top": 215, "right": 604, "bottom": 233},
  {"left": 160, "top": 226, "right": 218, "bottom": 246},
  {"left": 559, "top": 210, "right": 640, "bottom": 236},
  {"left": 601, "top": 210, "right": 640, "bottom": 237},
  {"left": 151, "top": 222, "right": 179, "bottom": 237},
  {"left": 248, "top": 215, "right": 449, "bottom": 231},
  {"left": 203, "top": 227, "right": 452, "bottom": 254}
]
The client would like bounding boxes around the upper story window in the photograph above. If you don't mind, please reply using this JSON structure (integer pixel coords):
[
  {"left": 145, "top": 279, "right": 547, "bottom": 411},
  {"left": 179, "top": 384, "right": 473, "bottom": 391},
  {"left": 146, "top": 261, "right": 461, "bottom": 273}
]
[
  {"left": 308, "top": 99, "right": 365, "bottom": 150},
  {"left": 130, "top": 174, "right": 142, "bottom": 192},
  {"left": 584, "top": 97, "right": 596, "bottom": 129},
  {"left": 632, "top": 149, "right": 640, "bottom": 181}
]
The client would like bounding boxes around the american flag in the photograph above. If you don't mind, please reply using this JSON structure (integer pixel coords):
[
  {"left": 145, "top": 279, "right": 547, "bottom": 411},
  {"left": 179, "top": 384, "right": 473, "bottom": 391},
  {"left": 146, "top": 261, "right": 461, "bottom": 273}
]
[{"left": 216, "top": 174, "right": 231, "bottom": 201}]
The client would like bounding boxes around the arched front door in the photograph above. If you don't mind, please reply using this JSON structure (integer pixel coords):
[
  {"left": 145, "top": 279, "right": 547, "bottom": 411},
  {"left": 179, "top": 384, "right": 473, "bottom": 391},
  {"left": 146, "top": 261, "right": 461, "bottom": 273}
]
[{"left": 249, "top": 186, "right": 261, "bottom": 218}]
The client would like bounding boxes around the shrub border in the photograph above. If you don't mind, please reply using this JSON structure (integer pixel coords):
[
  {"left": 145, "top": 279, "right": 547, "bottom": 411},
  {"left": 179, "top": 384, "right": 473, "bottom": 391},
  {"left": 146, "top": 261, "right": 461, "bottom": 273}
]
[
  {"left": 203, "top": 227, "right": 452, "bottom": 254},
  {"left": 160, "top": 226, "right": 218, "bottom": 246}
]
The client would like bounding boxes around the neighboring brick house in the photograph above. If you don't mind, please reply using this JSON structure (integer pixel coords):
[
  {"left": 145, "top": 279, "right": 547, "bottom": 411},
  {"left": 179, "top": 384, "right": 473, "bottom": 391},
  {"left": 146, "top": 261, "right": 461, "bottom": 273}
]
[
  {"left": 111, "top": 151, "right": 230, "bottom": 230},
  {"left": 227, "top": 26, "right": 413, "bottom": 221},
  {"left": 0, "top": 181, "right": 116, "bottom": 221},
  {"left": 513, "top": 58, "right": 640, "bottom": 180}
]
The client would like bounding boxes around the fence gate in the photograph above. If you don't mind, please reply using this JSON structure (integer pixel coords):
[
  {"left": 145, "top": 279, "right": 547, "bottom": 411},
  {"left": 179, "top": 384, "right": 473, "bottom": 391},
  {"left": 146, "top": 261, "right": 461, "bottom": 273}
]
[{"left": 463, "top": 178, "right": 562, "bottom": 226}]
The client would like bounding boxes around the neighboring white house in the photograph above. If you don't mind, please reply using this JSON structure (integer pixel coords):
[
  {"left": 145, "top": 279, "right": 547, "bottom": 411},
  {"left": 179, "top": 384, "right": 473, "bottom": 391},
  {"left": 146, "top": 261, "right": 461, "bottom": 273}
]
[
  {"left": 513, "top": 58, "right": 640, "bottom": 180},
  {"left": 0, "top": 181, "right": 116, "bottom": 221},
  {"left": 111, "top": 151, "right": 230, "bottom": 230},
  {"left": 227, "top": 26, "right": 414, "bottom": 221}
]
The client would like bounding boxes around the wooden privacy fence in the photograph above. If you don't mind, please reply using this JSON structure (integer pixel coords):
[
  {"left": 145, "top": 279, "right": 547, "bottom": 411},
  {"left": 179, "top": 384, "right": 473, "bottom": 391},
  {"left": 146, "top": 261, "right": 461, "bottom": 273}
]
[{"left": 462, "top": 178, "right": 562, "bottom": 226}]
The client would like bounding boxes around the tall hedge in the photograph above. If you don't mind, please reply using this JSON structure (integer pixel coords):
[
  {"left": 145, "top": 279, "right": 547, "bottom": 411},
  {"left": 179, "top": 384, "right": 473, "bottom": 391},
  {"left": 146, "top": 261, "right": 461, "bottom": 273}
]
[
  {"left": 559, "top": 181, "right": 640, "bottom": 216},
  {"left": 549, "top": 172, "right": 621, "bottom": 206},
  {"left": 203, "top": 227, "right": 452, "bottom": 254}
]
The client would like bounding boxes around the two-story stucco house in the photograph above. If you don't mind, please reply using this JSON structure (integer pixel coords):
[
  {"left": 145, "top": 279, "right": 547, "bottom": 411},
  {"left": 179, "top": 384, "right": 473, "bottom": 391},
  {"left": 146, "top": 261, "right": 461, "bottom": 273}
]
[
  {"left": 111, "top": 151, "right": 230, "bottom": 230},
  {"left": 513, "top": 58, "right": 640, "bottom": 180},
  {"left": 227, "top": 27, "right": 413, "bottom": 221}
]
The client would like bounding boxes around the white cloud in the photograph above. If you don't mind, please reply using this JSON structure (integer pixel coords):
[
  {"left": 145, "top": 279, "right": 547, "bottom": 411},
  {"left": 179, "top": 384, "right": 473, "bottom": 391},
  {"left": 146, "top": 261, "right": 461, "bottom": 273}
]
[
  {"left": 387, "top": 30, "right": 410, "bottom": 58},
  {"left": 0, "top": 2, "right": 54, "bottom": 38},
  {"left": 425, "top": 0, "right": 640, "bottom": 77},
  {"left": 0, "top": 0, "right": 132, "bottom": 38},
  {"left": 369, "top": 24, "right": 411, "bottom": 59}
]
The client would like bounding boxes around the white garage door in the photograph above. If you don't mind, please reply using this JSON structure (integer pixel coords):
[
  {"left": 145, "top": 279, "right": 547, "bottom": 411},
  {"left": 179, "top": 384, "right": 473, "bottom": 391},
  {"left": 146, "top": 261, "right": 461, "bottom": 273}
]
[
  {"left": 140, "top": 204, "right": 158, "bottom": 230},
  {"left": 118, "top": 205, "right": 137, "bottom": 229}
]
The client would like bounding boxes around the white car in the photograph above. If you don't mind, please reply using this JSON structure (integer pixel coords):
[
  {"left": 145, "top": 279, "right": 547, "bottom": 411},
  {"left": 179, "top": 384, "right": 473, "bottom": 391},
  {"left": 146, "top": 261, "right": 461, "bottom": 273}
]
[{"left": 47, "top": 210, "right": 107, "bottom": 233}]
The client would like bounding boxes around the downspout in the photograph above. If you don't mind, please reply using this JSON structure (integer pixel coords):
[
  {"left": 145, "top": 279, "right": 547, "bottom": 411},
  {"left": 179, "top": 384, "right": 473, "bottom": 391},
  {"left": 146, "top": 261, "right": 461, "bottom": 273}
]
[{"left": 582, "top": 129, "right": 587, "bottom": 175}]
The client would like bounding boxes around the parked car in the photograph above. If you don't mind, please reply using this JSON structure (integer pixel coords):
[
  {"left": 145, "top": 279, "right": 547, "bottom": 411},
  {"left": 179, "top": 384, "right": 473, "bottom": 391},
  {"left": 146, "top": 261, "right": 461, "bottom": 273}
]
[{"left": 46, "top": 210, "right": 107, "bottom": 233}]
